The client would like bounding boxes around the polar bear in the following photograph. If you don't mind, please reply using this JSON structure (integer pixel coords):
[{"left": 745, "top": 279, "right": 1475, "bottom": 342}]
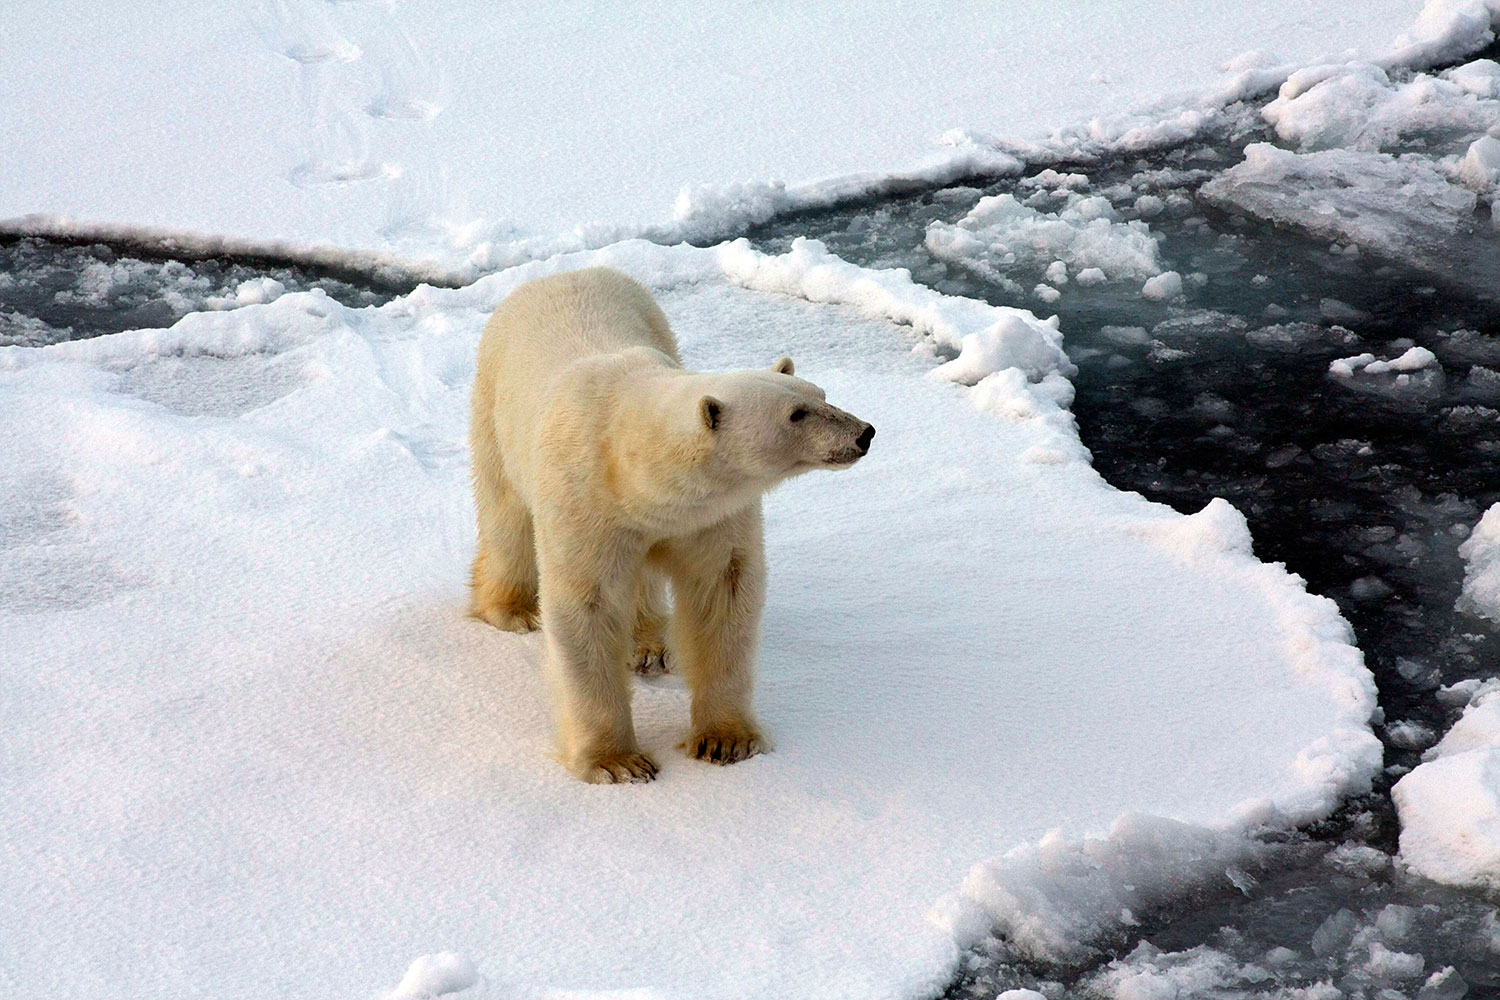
[{"left": 469, "top": 267, "right": 874, "bottom": 784}]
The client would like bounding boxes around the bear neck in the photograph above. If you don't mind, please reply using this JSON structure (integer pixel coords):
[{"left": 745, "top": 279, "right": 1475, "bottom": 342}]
[{"left": 604, "top": 370, "right": 770, "bottom": 537}]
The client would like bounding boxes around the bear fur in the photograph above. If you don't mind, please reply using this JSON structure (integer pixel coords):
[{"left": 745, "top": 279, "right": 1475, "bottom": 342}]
[{"left": 468, "top": 267, "right": 874, "bottom": 783}]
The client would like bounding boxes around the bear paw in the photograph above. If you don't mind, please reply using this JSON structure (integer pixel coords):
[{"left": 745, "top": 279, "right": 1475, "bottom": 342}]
[
  {"left": 683, "top": 727, "right": 765, "bottom": 765},
  {"left": 471, "top": 602, "right": 539, "bottom": 633},
  {"left": 576, "top": 751, "right": 659, "bottom": 784},
  {"left": 633, "top": 645, "right": 672, "bottom": 677}
]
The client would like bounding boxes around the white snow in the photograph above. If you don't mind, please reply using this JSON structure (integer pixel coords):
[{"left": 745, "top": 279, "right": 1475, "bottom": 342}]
[
  {"left": 1456, "top": 133, "right": 1500, "bottom": 189},
  {"left": 1263, "top": 61, "right": 1498, "bottom": 152},
  {"left": 1446, "top": 56, "right": 1500, "bottom": 96},
  {"left": 1393, "top": 670, "right": 1500, "bottom": 889},
  {"left": 1, "top": 240, "right": 1380, "bottom": 999},
  {"left": 0, "top": 0, "right": 1430, "bottom": 268},
  {"left": 1459, "top": 501, "right": 1500, "bottom": 621},
  {"left": 1329, "top": 346, "right": 1439, "bottom": 377},
  {"left": 383, "top": 953, "right": 480, "bottom": 1000}
]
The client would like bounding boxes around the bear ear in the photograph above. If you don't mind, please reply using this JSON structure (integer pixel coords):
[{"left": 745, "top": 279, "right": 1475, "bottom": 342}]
[
  {"left": 699, "top": 395, "right": 724, "bottom": 431},
  {"left": 771, "top": 356, "right": 795, "bottom": 376}
]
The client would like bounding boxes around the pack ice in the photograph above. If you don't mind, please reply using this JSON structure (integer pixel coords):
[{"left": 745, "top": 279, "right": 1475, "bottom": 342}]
[{"left": 1, "top": 239, "right": 1379, "bottom": 999}]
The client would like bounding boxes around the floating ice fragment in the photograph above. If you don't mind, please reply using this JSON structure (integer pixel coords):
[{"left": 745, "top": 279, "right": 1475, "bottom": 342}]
[
  {"left": 926, "top": 191, "right": 1163, "bottom": 284},
  {"left": 1033, "top": 283, "right": 1062, "bottom": 303},
  {"left": 1201, "top": 145, "right": 1481, "bottom": 293},
  {"left": 234, "top": 277, "right": 286, "bottom": 306},
  {"left": 1459, "top": 504, "right": 1500, "bottom": 623},
  {"left": 1225, "top": 865, "right": 1257, "bottom": 895},
  {"left": 1375, "top": 903, "right": 1415, "bottom": 942},
  {"left": 1455, "top": 135, "right": 1500, "bottom": 191},
  {"left": 1446, "top": 57, "right": 1500, "bottom": 96},
  {"left": 1075, "top": 267, "right": 1107, "bottom": 286},
  {"left": 1417, "top": 965, "right": 1468, "bottom": 1000},
  {"left": 1100, "top": 325, "right": 1151, "bottom": 347},
  {"left": 1323, "top": 842, "right": 1391, "bottom": 876},
  {"left": 1364, "top": 941, "right": 1424, "bottom": 981},
  {"left": 1018, "top": 169, "right": 1089, "bottom": 190},
  {"left": 1466, "top": 365, "right": 1500, "bottom": 397},
  {"left": 1385, "top": 720, "right": 1435, "bottom": 750},
  {"left": 1134, "top": 194, "right": 1165, "bottom": 218},
  {"left": 1312, "top": 908, "right": 1359, "bottom": 958},
  {"left": 1140, "top": 271, "right": 1182, "bottom": 301},
  {"left": 1320, "top": 298, "right": 1369, "bottom": 324},
  {"left": 1044, "top": 260, "right": 1068, "bottom": 284},
  {"left": 1330, "top": 347, "right": 1437, "bottom": 377}
]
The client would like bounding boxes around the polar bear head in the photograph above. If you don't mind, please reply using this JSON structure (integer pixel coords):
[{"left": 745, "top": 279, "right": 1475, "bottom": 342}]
[{"left": 696, "top": 356, "right": 874, "bottom": 491}]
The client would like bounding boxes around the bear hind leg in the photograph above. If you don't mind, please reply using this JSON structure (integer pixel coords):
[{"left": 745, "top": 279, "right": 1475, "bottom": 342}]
[
  {"left": 632, "top": 568, "right": 672, "bottom": 676},
  {"left": 470, "top": 460, "right": 539, "bottom": 633}
]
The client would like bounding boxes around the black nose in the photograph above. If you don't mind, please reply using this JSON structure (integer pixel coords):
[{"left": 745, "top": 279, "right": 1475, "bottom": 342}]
[{"left": 855, "top": 423, "right": 875, "bottom": 454}]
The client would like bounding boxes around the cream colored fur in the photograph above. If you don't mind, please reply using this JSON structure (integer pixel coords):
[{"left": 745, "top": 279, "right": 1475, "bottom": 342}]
[{"left": 469, "top": 268, "right": 873, "bottom": 783}]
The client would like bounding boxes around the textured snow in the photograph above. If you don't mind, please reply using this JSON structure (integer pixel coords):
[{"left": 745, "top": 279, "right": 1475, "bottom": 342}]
[
  {"left": 1203, "top": 41, "right": 1500, "bottom": 292},
  {"left": 1393, "top": 668, "right": 1500, "bottom": 889},
  {"left": 1263, "top": 61, "right": 1498, "bottom": 151},
  {"left": 1459, "top": 502, "right": 1500, "bottom": 622},
  {"left": 1329, "top": 346, "right": 1439, "bottom": 377},
  {"left": 1199, "top": 144, "right": 1482, "bottom": 287},
  {"left": 1, "top": 240, "right": 1379, "bottom": 999},
  {"left": 0, "top": 0, "right": 1428, "bottom": 267}
]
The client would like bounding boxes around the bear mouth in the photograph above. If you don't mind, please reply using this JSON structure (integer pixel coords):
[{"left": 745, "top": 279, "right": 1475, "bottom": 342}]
[{"left": 824, "top": 448, "right": 865, "bottom": 467}]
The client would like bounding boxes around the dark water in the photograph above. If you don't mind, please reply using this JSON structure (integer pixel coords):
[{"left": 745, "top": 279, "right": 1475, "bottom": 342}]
[
  {"left": 7, "top": 107, "right": 1500, "bottom": 1000},
  {"left": 743, "top": 109, "right": 1500, "bottom": 998},
  {"left": 0, "top": 234, "right": 416, "bottom": 346}
]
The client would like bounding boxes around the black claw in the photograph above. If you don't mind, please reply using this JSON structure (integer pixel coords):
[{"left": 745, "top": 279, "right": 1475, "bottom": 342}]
[{"left": 696, "top": 738, "right": 708, "bottom": 758}]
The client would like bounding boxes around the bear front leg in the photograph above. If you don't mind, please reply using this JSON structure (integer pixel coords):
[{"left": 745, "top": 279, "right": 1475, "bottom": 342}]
[
  {"left": 663, "top": 504, "right": 768, "bottom": 765},
  {"left": 538, "top": 536, "right": 657, "bottom": 784}
]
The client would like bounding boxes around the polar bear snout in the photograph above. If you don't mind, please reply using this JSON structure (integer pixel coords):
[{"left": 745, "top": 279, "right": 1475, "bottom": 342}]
[{"left": 823, "top": 415, "right": 875, "bottom": 467}]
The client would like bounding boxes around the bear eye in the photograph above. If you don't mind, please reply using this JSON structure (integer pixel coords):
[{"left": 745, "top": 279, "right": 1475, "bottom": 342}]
[{"left": 789, "top": 408, "right": 807, "bottom": 423}]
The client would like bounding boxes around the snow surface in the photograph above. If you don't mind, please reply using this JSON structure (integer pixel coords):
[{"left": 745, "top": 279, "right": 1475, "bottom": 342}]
[
  {"left": 1, "top": 240, "right": 1380, "bottom": 999},
  {"left": 0, "top": 0, "right": 1429, "bottom": 268},
  {"left": 1460, "top": 501, "right": 1500, "bottom": 622},
  {"left": 1393, "top": 677, "right": 1500, "bottom": 889}
]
